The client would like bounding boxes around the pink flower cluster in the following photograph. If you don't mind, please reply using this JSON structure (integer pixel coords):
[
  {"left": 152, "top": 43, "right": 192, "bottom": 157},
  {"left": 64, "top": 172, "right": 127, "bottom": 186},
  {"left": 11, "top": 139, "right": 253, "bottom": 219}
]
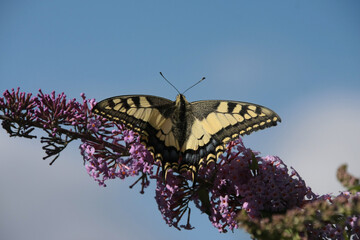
[
  {"left": 154, "top": 138, "right": 314, "bottom": 232},
  {"left": 81, "top": 128, "right": 154, "bottom": 190}
]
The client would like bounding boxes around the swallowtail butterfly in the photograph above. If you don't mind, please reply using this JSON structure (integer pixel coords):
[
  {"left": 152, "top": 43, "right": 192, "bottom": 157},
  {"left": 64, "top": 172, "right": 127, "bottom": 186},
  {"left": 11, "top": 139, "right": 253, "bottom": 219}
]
[{"left": 92, "top": 87, "right": 281, "bottom": 179}]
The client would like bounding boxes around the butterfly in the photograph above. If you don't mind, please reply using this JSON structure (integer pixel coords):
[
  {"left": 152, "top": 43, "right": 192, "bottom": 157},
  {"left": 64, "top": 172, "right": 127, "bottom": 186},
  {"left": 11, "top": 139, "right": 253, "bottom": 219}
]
[{"left": 92, "top": 92, "right": 281, "bottom": 179}]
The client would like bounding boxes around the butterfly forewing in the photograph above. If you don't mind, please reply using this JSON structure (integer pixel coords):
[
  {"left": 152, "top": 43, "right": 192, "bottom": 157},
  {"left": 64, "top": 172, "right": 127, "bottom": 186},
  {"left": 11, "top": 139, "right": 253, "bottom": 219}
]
[
  {"left": 191, "top": 100, "right": 280, "bottom": 140},
  {"left": 93, "top": 95, "right": 171, "bottom": 130}
]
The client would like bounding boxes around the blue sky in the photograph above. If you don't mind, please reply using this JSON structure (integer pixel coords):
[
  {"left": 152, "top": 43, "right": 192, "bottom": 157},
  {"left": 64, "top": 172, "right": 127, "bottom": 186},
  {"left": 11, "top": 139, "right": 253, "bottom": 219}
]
[{"left": 1, "top": 1, "right": 359, "bottom": 240}]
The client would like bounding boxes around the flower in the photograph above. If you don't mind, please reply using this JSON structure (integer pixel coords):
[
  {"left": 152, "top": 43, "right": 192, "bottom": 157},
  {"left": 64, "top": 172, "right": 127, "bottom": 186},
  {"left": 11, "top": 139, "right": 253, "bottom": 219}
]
[
  {"left": 220, "top": 195, "right": 229, "bottom": 209},
  {"left": 87, "top": 118, "right": 101, "bottom": 132}
]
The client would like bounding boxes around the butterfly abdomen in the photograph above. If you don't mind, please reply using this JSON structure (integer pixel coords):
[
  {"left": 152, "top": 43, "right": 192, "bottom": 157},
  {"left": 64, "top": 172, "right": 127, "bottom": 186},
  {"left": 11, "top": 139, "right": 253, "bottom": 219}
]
[{"left": 172, "top": 94, "right": 190, "bottom": 146}]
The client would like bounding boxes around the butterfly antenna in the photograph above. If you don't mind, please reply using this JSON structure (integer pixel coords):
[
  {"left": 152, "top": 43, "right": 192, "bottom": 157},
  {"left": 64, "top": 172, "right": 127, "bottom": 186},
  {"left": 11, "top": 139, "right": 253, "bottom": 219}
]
[
  {"left": 182, "top": 77, "right": 206, "bottom": 94},
  {"left": 160, "top": 72, "right": 180, "bottom": 94}
]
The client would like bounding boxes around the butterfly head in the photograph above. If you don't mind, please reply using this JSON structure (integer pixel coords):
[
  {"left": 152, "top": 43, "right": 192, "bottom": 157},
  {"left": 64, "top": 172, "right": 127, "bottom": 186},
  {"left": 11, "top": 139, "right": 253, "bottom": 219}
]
[{"left": 175, "top": 94, "right": 189, "bottom": 109}]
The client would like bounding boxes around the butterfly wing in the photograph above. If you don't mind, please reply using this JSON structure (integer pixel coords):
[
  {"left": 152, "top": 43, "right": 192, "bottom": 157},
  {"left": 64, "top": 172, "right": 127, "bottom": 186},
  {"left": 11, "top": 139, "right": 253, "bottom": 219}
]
[
  {"left": 92, "top": 95, "right": 181, "bottom": 165},
  {"left": 178, "top": 100, "right": 281, "bottom": 172}
]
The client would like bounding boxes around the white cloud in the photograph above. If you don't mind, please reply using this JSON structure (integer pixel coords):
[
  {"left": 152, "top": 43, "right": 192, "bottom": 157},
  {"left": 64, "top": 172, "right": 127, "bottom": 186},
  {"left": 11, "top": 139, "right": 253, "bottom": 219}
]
[{"left": 273, "top": 91, "right": 360, "bottom": 195}]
